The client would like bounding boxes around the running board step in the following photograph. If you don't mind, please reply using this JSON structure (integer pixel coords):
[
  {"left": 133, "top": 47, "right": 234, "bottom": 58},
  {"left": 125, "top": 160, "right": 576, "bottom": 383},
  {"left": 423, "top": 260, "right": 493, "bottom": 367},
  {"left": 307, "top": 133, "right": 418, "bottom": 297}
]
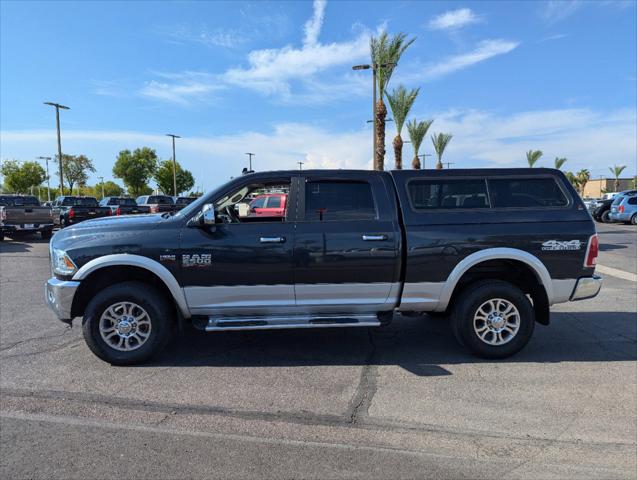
[{"left": 204, "top": 314, "right": 381, "bottom": 332}]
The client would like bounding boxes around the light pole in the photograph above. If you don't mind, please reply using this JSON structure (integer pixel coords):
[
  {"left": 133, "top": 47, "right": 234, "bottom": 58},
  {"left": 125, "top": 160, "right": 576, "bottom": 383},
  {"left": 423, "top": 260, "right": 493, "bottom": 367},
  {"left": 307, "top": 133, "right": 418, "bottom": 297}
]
[
  {"left": 37, "top": 156, "right": 52, "bottom": 201},
  {"left": 443, "top": 162, "right": 455, "bottom": 169},
  {"left": 352, "top": 62, "right": 396, "bottom": 170},
  {"left": 166, "top": 134, "right": 181, "bottom": 196},
  {"left": 419, "top": 153, "right": 432, "bottom": 169},
  {"left": 245, "top": 153, "right": 255, "bottom": 171},
  {"left": 44, "top": 102, "right": 69, "bottom": 194},
  {"left": 298, "top": 162, "right": 304, "bottom": 170},
  {"left": 98, "top": 176, "right": 105, "bottom": 199}
]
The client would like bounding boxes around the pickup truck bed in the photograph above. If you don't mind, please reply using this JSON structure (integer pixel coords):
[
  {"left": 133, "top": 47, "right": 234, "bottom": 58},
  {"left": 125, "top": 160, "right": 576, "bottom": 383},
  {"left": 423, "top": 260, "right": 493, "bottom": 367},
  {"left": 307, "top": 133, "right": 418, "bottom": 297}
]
[
  {"left": 0, "top": 195, "right": 53, "bottom": 240},
  {"left": 45, "top": 168, "right": 601, "bottom": 365}
]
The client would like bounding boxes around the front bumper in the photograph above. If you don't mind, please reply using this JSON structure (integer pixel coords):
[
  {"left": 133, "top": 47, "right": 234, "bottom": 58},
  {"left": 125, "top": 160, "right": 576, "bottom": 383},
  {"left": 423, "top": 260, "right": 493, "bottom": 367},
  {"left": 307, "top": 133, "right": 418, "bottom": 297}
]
[
  {"left": 570, "top": 275, "right": 602, "bottom": 301},
  {"left": 45, "top": 278, "right": 80, "bottom": 321}
]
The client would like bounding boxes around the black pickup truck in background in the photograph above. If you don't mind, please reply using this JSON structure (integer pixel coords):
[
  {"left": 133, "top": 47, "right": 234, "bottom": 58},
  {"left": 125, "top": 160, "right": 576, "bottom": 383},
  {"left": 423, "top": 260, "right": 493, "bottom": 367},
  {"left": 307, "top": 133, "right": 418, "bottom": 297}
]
[
  {"left": 135, "top": 194, "right": 175, "bottom": 213},
  {"left": 46, "top": 168, "right": 602, "bottom": 365},
  {"left": 0, "top": 195, "right": 53, "bottom": 241},
  {"left": 52, "top": 196, "right": 111, "bottom": 228},
  {"left": 99, "top": 197, "right": 151, "bottom": 216}
]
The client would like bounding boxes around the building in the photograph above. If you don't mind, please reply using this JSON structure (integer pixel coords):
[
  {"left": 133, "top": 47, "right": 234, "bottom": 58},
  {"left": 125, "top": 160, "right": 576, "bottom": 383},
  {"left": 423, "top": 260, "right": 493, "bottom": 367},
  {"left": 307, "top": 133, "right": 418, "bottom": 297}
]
[{"left": 582, "top": 178, "right": 635, "bottom": 198}]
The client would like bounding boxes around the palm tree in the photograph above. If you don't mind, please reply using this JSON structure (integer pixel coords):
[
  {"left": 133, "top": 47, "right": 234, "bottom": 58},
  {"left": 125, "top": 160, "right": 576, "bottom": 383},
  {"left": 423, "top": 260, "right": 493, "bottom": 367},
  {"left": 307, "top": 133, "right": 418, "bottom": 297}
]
[
  {"left": 576, "top": 169, "right": 590, "bottom": 196},
  {"left": 387, "top": 85, "right": 419, "bottom": 169},
  {"left": 431, "top": 133, "right": 453, "bottom": 169},
  {"left": 609, "top": 165, "right": 626, "bottom": 192},
  {"left": 554, "top": 157, "right": 567, "bottom": 170},
  {"left": 370, "top": 32, "right": 415, "bottom": 170},
  {"left": 526, "top": 150, "right": 543, "bottom": 168},
  {"left": 406, "top": 119, "right": 433, "bottom": 169}
]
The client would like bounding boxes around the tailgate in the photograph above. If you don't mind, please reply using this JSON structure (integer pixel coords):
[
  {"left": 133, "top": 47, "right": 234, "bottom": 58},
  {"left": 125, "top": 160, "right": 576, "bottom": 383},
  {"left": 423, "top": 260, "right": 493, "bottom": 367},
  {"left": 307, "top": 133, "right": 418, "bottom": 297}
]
[{"left": 4, "top": 207, "right": 52, "bottom": 225}]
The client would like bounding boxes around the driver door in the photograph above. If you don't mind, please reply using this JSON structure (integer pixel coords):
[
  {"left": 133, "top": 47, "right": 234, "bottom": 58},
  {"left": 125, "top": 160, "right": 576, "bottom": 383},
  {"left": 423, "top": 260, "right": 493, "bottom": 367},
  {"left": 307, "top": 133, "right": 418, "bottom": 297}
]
[{"left": 179, "top": 176, "right": 298, "bottom": 316}]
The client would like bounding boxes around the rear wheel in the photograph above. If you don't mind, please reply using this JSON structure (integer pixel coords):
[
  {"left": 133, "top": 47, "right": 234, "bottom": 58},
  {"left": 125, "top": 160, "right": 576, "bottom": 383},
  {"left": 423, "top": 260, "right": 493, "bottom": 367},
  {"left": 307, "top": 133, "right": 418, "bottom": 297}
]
[
  {"left": 451, "top": 280, "right": 535, "bottom": 359},
  {"left": 631, "top": 214, "right": 637, "bottom": 226},
  {"left": 601, "top": 210, "right": 611, "bottom": 223},
  {"left": 82, "top": 281, "right": 174, "bottom": 365}
]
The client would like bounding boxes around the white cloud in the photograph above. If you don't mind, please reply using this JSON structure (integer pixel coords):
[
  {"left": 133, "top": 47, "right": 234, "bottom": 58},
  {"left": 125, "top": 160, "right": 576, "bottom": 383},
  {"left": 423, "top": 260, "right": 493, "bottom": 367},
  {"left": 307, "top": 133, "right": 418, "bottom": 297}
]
[
  {"left": 138, "top": 72, "right": 224, "bottom": 104},
  {"left": 2, "top": 107, "right": 635, "bottom": 190},
  {"left": 428, "top": 8, "right": 483, "bottom": 31},
  {"left": 540, "top": 0, "right": 582, "bottom": 24},
  {"left": 421, "top": 39, "right": 519, "bottom": 80},
  {"left": 160, "top": 24, "right": 248, "bottom": 49},
  {"left": 304, "top": 0, "right": 327, "bottom": 46}
]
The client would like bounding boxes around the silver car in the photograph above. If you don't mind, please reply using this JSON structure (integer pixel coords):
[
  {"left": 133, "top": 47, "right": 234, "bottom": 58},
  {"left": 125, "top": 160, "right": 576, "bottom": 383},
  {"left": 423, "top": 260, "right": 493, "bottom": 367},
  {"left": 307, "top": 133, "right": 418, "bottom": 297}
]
[{"left": 609, "top": 190, "right": 637, "bottom": 225}]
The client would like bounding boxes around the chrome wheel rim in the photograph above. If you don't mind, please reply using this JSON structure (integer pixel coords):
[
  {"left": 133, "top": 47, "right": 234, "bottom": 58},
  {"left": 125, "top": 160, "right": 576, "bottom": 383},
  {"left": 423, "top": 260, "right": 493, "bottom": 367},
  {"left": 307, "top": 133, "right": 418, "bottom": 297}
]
[
  {"left": 473, "top": 298, "right": 520, "bottom": 346},
  {"left": 99, "top": 302, "right": 152, "bottom": 352}
]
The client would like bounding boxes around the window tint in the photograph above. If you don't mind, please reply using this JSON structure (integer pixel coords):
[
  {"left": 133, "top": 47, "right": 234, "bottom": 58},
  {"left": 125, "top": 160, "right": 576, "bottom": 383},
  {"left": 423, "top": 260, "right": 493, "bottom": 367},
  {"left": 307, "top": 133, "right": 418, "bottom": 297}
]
[
  {"left": 628, "top": 197, "right": 637, "bottom": 205},
  {"left": 148, "top": 195, "right": 173, "bottom": 204},
  {"left": 250, "top": 197, "right": 266, "bottom": 208},
  {"left": 489, "top": 178, "right": 567, "bottom": 208},
  {"left": 305, "top": 181, "right": 376, "bottom": 221},
  {"left": 408, "top": 179, "right": 489, "bottom": 209},
  {"left": 267, "top": 196, "right": 282, "bottom": 208}
]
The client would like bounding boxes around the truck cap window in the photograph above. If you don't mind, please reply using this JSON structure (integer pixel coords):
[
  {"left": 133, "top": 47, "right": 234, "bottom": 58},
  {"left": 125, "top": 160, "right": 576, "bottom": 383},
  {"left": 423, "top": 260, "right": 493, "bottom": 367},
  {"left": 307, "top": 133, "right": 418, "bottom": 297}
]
[
  {"left": 489, "top": 178, "right": 567, "bottom": 208},
  {"left": 305, "top": 181, "right": 376, "bottom": 221},
  {"left": 408, "top": 179, "right": 489, "bottom": 209}
]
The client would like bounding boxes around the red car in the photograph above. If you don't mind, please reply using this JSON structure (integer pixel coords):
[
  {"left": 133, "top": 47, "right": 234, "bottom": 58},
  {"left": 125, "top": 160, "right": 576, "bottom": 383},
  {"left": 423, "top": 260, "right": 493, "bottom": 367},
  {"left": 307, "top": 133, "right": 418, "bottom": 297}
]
[{"left": 249, "top": 193, "right": 287, "bottom": 218}]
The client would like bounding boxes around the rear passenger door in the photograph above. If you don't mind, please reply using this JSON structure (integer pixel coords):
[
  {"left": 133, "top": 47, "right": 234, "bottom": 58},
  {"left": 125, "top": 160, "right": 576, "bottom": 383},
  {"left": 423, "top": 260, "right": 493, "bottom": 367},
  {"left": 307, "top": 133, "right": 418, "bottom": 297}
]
[{"left": 293, "top": 174, "right": 401, "bottom": 312}]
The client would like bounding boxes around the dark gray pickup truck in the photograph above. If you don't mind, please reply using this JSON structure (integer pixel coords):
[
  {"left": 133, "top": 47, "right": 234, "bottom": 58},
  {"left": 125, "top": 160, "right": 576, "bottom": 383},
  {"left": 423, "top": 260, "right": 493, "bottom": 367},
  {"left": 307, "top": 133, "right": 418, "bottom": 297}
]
[
  {"left": 45, "top": 168, "right": 601, "bottom": 365},
  {"left": 0, "top": 195, "right": 53, "bottom": 240}
]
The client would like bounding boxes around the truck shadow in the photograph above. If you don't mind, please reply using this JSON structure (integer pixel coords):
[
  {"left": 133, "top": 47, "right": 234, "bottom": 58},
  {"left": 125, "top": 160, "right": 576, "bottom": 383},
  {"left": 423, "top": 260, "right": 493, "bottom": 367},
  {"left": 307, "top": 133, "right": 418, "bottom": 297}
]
[
  {"left": 0, "top": 237, "right": 49, "bottom": 253},
  {"left": 147, "top": 311, "right": 636, "bottom": 376}
]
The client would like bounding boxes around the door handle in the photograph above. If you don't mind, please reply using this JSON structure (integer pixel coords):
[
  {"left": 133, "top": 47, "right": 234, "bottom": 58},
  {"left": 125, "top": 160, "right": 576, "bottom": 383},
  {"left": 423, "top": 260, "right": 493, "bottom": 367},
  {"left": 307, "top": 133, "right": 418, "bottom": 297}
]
[
  {"left": 260, "top": 236, "right": 285, "bottom": 243},
  {"left": 362, "top": 234, "right": 387, "bottom": 241}
]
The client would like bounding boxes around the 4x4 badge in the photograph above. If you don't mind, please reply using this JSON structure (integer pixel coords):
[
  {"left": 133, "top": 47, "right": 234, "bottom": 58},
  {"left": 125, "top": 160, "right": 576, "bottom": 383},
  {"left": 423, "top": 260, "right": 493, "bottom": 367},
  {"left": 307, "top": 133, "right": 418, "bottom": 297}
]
[{"left": 541, "top": 240, "right": 582, "bottom": 251}]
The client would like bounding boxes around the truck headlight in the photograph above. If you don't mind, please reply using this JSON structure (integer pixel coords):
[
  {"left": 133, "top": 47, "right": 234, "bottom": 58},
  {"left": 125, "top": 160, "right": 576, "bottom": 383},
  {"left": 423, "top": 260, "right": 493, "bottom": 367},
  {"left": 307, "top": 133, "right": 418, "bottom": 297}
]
[{"left": 51, "top": 247, "right": 77, "bottom": 276}]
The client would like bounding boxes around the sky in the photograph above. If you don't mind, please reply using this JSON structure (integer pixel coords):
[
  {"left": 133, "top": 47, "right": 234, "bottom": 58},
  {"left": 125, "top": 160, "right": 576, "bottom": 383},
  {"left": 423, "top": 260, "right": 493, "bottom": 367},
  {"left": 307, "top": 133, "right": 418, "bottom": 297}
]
[{"left": 1, "top": 0, "right": 636, "bottom": 192}]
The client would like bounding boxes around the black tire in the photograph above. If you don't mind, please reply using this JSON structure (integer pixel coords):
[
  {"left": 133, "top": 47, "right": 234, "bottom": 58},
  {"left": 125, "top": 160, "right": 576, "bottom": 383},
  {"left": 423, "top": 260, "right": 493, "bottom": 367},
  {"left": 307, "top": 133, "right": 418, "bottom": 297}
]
[
  {"left": 601, "top": 210, "right": 611, "bottom": 223},
  {"left": 82, "top": 281, "right": 174, "bottom": 365},
  {"left": 631, "top": 214, "right": 637, "bottom": 226},
  {"left": 451, "top": 280, "right": 535, "bottom": 359},
  {"left": 40, "top": 229, "right": 52, "bottom": 240}
]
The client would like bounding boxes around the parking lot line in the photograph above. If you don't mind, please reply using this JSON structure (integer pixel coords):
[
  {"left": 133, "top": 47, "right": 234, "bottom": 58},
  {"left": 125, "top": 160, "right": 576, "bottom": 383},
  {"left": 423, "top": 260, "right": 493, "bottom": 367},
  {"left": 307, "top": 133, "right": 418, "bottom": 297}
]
[{"left": 596, "top": 264, "right": 637, "bottom": 282}]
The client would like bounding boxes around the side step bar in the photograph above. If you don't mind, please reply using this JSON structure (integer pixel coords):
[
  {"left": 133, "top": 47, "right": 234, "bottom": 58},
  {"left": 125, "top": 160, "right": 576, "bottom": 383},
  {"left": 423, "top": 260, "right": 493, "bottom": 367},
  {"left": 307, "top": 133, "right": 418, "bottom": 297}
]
[{"left": 204, "top": 314, "right": 381, "bottom": 332}]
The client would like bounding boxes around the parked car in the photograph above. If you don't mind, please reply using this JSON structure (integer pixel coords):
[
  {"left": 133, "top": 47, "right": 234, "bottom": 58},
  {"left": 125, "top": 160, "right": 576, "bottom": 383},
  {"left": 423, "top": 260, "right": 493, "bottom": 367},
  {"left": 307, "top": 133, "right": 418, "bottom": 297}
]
[
  {"left": 248, "top": 193, "right": 287, "bottom": 218},
  {"left": 173, "top": 196, "right": 197, "bottom": 212},
  {"left": 99, "top": 197, "right": 150, "bottom": 216},
  {"left": 609, "top": 190, "right": 637, "bottom": 225},
  {"left": 135, "top": 194, "right": 174, "bottom": 213},
  {"left": 52, "top": 196, "right": 111, "bottom": 228},
  {"left": 0, "top": 195, "right": 53, "bottom": 241},
  {"left": 591, "top": 198, "right": 614, "bottom": 223},
  {"left": 45, "top": 168, "right": 602, "bottom": 365}
]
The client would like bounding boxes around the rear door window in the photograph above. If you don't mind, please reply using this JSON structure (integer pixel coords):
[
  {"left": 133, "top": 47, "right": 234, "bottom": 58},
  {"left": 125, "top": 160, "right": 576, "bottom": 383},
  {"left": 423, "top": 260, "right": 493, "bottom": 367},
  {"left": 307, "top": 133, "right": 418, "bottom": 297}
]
[
  {"left": 305, "top": 181, "right": 376, "bottom": 221},
  {"left": 408, "top": 179, "right": 489, "bottom": 209},
  {"left": 488, "top": 178, "right": 568, "bottom": 208},
  {"left": 266, "top": 196, "right": 282, "bottom": 208}
]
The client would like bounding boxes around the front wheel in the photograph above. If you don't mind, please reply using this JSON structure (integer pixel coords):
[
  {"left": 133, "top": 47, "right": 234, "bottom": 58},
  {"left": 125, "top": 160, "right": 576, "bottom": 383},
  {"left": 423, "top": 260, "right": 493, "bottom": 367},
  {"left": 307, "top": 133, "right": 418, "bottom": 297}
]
[
  {"left": 451, "top": 280, "right": 535, "bottom": 359},
  {"left": 82, "top": 281, "right": 174, "bottom": 365}
]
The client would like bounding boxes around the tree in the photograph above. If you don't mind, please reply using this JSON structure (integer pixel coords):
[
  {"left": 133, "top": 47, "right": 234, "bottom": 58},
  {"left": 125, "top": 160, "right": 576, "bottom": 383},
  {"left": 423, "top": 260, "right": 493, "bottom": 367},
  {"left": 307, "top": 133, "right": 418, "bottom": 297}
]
[
  {"left": 406, "top": 119, "right": 433, "bottom": 169},
  {"left": 564, "top": 171, "right": 577, "bottom": 190},
  {"left": 526, "top": 150, "right": 543, "bottom": 168},
  {"left": 431, "top": 133, "right": 453, "bottom": 170},
  {"left": 386, "top": 85, "right": 419, "bottom": 170},
  {"left": 554, "top": 157, "right": 567, "bottom": 170},
  {"left": 61, "top": 154, "right": 96, "bottom": 193},
  {"left": 370, "top": 32, "right": 415, "bottom": 171},
  {"left": 89, "top": 180, "right": 124, "bottom": 198},
  {"left": 608, "top": 165, "right": 626, "bottom": 192},
  {"left": 154, "top": 160, "right": 195, "bottom": 196},
  {"left": 0, "top": 160, "right": 46, "bottom": 193},
  {"left": 113, "top": 148, "right": 158, "bottom": 196},
  {"left": 576, "top": 169, "right": 590, "bottom": 195}
]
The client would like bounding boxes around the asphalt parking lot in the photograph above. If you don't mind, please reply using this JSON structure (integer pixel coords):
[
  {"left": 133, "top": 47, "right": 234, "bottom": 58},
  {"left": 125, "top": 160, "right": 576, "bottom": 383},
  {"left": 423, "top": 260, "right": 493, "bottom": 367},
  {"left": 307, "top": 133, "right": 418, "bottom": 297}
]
[{"left": 1, "top": 222, "right": 635, "bottom": 479}]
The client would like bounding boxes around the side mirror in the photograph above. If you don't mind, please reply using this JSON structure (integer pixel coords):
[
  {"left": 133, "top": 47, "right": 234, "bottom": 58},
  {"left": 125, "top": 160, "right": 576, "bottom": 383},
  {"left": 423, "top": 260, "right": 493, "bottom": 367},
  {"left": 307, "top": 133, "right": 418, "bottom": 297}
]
[{"left": 202, "top": 203, "right": 216, "bottom": 225}]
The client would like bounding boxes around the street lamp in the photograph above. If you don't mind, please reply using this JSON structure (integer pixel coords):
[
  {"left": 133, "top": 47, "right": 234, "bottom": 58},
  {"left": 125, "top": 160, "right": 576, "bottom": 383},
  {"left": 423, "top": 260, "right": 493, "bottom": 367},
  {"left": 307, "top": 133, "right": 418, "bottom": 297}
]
[
  {"left": 44, "top": 102, "right": 69, "bottom": 194},
  {"left": 166, "top": 134, "right": 181, "bottom": 196},
  {"left": 98, "top": 176, "right": 105, "bottom": 199},
  {"left": 298, "top": 162, "right": 304, "bottom": 170},
  {"left": 245, "top": 153, "right": 255, "bottom": 171},
  {"left": 37, "top": 156, "right": 52, "bottom": 202},
  {"left": 352, "top": 62, "right": 396, "bottom": 170}
]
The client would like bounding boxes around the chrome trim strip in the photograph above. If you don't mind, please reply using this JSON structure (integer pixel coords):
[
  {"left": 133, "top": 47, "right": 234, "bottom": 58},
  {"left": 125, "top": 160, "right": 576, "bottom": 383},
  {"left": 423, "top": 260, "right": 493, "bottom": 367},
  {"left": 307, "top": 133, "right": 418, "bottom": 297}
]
[
  {"left": 206, "top": 314, "right": 380, "bottom": 331},
  {"left": 72, "top": 254, "right": 190, "bottom": 318},
  {"left": 398, "top": 282, "right": 444, "bottom": 311},
  {"left": 185, "top": 285, "right": 295, "bottom": 312},
  {"left": 294, "top": 282, "right": 398, "bottom": 307}
]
